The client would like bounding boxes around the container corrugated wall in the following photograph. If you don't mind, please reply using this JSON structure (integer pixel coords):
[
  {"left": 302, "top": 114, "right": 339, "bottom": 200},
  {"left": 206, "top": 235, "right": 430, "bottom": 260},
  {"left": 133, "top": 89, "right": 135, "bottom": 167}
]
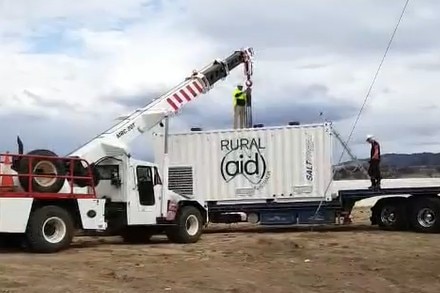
[{"left": 152, "top": 123, "right": 334, "bottom": 203}]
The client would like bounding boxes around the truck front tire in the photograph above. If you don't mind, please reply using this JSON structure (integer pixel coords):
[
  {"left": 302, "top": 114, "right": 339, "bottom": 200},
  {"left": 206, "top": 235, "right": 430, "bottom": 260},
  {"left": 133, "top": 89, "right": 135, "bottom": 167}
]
[
  {"left": 166, "top": 206, "right": 203, "bottom": 243},
  {"left": 25, "top": 205, "right": 74, "bottom": 253}
]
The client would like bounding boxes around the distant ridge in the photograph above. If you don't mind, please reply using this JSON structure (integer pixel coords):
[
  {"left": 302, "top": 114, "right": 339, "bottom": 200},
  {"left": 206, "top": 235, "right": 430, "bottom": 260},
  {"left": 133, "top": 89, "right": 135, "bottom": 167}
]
[{"left": 334, "top": 152, "right": 440, "bottom": 180}]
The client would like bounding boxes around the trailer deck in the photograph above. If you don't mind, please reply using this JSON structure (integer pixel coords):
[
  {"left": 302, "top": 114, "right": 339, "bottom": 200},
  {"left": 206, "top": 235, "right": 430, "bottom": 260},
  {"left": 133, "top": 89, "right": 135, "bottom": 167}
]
[
  {"left": 206, "top": 184, "right": 440, "bottom": 232},
  {"left": 337, "top": 186, "right": 440, "bottom": 201},
  {"left": 208, "top": 186, "right": 440, "bottom": 212}
]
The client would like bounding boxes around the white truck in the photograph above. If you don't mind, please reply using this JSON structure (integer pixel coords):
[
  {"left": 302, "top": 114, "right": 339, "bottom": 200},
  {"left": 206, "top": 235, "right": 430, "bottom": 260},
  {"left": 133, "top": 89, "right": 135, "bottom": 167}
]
[
  {"left": 152, "top": 122, "right": 440, "bottom": 234},
  {"left": 0, "top": 47, "right": 254, "bottom": 253}
]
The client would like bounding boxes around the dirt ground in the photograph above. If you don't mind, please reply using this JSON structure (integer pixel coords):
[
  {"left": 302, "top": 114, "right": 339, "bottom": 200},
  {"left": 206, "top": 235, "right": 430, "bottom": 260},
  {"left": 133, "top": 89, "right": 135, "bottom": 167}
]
[{"left": 1, "top": 207, "right": 440, "bottom": 293}]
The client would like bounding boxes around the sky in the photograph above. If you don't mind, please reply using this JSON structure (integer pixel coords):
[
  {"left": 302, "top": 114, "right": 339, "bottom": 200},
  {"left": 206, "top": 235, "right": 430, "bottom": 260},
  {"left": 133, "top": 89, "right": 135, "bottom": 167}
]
[{"left": 1, "top": 0, "right": 440, "bottom": 163}]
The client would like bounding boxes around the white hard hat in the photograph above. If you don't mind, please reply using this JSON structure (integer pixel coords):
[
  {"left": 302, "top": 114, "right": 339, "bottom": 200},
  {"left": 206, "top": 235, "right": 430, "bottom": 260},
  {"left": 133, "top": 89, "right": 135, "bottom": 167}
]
[{"left": 366, "top": 134, "right": 374, "bottom": 141}]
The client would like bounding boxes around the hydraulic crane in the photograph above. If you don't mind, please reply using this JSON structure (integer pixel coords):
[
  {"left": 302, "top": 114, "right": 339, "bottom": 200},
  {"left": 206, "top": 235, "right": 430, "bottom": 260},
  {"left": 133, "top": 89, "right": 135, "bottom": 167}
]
[
  {"left": 69, "top": 47, "right": 254, "bottom": 171},
  {"left": 12, "top": 47, "right": 255, "bottom": 192}
]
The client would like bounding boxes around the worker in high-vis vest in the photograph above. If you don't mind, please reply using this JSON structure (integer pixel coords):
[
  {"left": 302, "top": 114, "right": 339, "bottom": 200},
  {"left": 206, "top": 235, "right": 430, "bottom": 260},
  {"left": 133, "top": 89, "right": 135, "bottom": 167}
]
[{"left": 233, "top": 84, "right": 246, "bottom": 129}]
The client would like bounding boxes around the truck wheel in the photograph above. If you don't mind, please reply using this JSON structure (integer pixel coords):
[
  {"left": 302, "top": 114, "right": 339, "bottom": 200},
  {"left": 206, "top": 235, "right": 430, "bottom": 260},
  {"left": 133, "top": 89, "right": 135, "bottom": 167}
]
[
  {"left": 120, "top": 226, "right": 153, "bottom": 244},
  {"left": 25, "top": 205, "right": 74, "bottom": 253},
  {"left": 18, "top": 149, "right": 66, "bottom": 193},
  {"left": 375, "top": 200, "right": 407, "bottom": 231},
  {"left": 166, "top": 206, "right": 203, "bottom": 244},
  {"left": 409, "top": 197, "right": 440, "bottom": 233}
]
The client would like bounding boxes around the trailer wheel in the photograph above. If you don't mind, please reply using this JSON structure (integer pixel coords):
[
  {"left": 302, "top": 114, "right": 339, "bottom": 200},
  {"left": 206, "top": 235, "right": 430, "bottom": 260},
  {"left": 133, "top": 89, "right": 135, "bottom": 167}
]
[
  {"left": 120, "top": 226, "right": 153, "bottom": 244},
  {"left": 25, "top": 205, "right": 74, "bottom": 253},
  {"left": 409, "top": 197, "right": 440, "bottom": 233},
  {"left": 374, "top": 200, "right": 407, "bottom": 231},
  {"left": 166, "top": 206, "right": 203, "bottom": 244},
  {"left": 18, "top": 149, "right": 66, "bottom": 193}
]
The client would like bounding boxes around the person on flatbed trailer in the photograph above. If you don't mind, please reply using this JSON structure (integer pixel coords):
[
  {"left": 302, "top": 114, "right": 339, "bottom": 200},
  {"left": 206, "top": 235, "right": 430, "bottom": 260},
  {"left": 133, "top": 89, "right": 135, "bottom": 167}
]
[{"left": 366, "top": 134, "right": 381, "bottom": 190}]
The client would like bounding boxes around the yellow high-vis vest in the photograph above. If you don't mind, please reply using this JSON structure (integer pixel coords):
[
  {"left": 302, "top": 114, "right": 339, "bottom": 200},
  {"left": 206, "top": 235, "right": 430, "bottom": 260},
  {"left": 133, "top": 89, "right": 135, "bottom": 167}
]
[{"left": 233, "top": 88, "right": 246, "bottom": 106}]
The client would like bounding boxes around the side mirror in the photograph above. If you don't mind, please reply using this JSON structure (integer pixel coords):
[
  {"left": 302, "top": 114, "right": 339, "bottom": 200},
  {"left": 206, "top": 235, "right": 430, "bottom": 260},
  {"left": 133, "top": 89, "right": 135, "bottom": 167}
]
[
  {"left": 110, "top": 171, "right": 122, "bottom": 187},
  {"left": 154, "top": 167, "right": 163, "bottom": 186}
]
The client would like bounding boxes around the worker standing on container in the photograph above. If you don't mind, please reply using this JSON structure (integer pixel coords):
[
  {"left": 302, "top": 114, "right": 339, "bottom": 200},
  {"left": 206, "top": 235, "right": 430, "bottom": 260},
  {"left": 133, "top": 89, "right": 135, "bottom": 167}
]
[
  {"left": 233, "top": 84, "right": 247, "bottom": 129},
  {"left": 366, "top": 135, "right": 381, "bottom": 190}
]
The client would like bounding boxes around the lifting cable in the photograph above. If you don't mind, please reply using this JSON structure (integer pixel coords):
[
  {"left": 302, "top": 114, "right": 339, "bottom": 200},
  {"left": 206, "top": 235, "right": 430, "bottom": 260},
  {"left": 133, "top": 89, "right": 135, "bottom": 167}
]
[
  {"left": 312, "top": 0, "right": 411, "bottom": 219},
  {"left": 335, "top": 0, "right": 411, "bottom": 166}
]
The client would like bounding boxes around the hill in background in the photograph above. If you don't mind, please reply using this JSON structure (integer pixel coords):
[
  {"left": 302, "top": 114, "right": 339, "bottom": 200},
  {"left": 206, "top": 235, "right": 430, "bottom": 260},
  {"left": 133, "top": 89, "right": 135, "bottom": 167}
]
[{"left": 334, "top": 152, "right": 440, "bottom": 180}]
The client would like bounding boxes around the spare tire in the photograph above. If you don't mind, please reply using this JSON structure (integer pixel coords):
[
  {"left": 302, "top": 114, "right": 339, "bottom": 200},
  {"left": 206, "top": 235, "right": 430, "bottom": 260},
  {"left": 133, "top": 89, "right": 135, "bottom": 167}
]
[{"left": 18, "top": 149, "right": 66, "bottom": 193}]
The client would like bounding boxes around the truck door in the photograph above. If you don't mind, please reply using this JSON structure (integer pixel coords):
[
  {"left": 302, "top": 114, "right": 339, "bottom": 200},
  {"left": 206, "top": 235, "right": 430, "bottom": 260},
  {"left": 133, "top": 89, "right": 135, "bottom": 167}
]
[
  {"left": 136, "top": 166, "right": 155, "bottom": 206},
  {"left": 126, "top": 165, "right": 157, "bottom": 225},
  {"left": 127, "top": 164, "right": 163, "bottom": 225}
]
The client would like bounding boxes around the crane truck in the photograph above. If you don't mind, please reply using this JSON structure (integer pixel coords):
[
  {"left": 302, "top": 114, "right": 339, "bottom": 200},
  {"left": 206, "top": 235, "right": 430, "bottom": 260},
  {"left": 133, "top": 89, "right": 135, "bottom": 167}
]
[{"left": 0, "top": 47, "right": 254, "bottom": 253}]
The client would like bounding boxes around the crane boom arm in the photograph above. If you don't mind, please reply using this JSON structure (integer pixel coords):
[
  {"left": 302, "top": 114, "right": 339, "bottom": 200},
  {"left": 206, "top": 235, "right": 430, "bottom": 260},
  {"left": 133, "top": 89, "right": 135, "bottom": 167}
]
[{"left": 68, "top": 47, "right": 254, "bottom": 163}]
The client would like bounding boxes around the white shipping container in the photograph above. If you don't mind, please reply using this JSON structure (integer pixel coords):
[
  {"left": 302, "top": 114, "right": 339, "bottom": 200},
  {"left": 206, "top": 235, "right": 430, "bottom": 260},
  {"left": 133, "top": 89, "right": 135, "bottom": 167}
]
[{"left": 152, "top": 122, "right": 334, "bottom": 203}]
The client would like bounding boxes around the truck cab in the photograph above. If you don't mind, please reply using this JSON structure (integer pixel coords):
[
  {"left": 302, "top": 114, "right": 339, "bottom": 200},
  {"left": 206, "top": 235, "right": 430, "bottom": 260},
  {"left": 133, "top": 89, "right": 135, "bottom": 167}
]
[
  {"left": 94, "top": 157, "right": 164, "bottom": 222},
  {"left": 93, "top": 155, "right": 206, "bottom": 242}
]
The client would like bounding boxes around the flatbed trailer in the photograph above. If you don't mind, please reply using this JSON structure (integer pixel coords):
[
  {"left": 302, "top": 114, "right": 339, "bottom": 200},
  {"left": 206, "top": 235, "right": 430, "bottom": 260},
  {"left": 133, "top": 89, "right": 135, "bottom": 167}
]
[{"left": 206, "top": 186, "right": 440, "bottom": 233}]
